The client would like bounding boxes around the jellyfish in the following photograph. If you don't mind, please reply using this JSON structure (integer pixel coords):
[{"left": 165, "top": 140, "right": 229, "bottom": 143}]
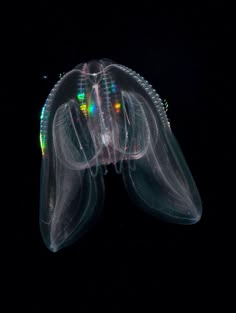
[{"left": 39, "top": 59, "right": 202, "bottom": 252}]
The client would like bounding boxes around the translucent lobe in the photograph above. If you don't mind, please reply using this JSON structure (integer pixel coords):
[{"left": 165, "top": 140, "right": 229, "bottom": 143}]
[
  {"left": 39, "top": 58, "right": 202, "bottom": 252},
  {"left": 110, "top": 64, "right": 202, "bottom": 223},
  {"left": 40, "top": 159, "right": 105, "bottom": 252}
]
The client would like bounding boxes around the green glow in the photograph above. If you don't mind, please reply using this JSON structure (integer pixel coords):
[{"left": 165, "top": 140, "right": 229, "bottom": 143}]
[
  {"left": 88, "top": 103, "right": 95, "bottom": 115},
  {"left": 40, "top": 133, "right": 46, "bottom": 156},
  {"left": 163, "top": 99, "right": 169, "bottom": 112},
  {"left": 77, "top": 93, "right": 85, "bottom": 101}
]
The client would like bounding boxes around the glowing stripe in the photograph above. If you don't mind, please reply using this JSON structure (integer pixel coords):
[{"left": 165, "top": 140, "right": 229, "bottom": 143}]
[
  {"left": 40, "top": 133, "right": 46, "bottom": 156},
  {"left": 40, "top": 104, "right": 47, "bottom": 156}
]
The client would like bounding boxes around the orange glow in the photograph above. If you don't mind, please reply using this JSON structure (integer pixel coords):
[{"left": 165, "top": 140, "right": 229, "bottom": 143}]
[{"left": 114, "top": 103, "right": 121, "bottom": 109}]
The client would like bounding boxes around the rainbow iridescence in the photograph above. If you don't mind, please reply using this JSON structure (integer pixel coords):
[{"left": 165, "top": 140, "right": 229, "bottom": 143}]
[
  {"left": 38, "top": 59, "right": 202, "bottom": 254},
  {"left": 40, "top": 81, "right": 123, "bottom": 157},
  {"left": 77, "top": 84, "right": 120, "bottom": 117},
  {"left": 40, "top": 104, "right": 47, "bottom": 156},
  {"left": 79, "top": 100, "right": 96, "bottom": 117}
]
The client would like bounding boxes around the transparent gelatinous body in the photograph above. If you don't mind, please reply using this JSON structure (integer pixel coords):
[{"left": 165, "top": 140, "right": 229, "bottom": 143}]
[{"left": 39, "top": 59, "right": 202, "bottom": 252}]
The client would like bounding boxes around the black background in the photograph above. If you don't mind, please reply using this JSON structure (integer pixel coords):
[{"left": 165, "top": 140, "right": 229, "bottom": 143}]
[{"left": 3, "top": 3, "right": 233, "bottom": 312}]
